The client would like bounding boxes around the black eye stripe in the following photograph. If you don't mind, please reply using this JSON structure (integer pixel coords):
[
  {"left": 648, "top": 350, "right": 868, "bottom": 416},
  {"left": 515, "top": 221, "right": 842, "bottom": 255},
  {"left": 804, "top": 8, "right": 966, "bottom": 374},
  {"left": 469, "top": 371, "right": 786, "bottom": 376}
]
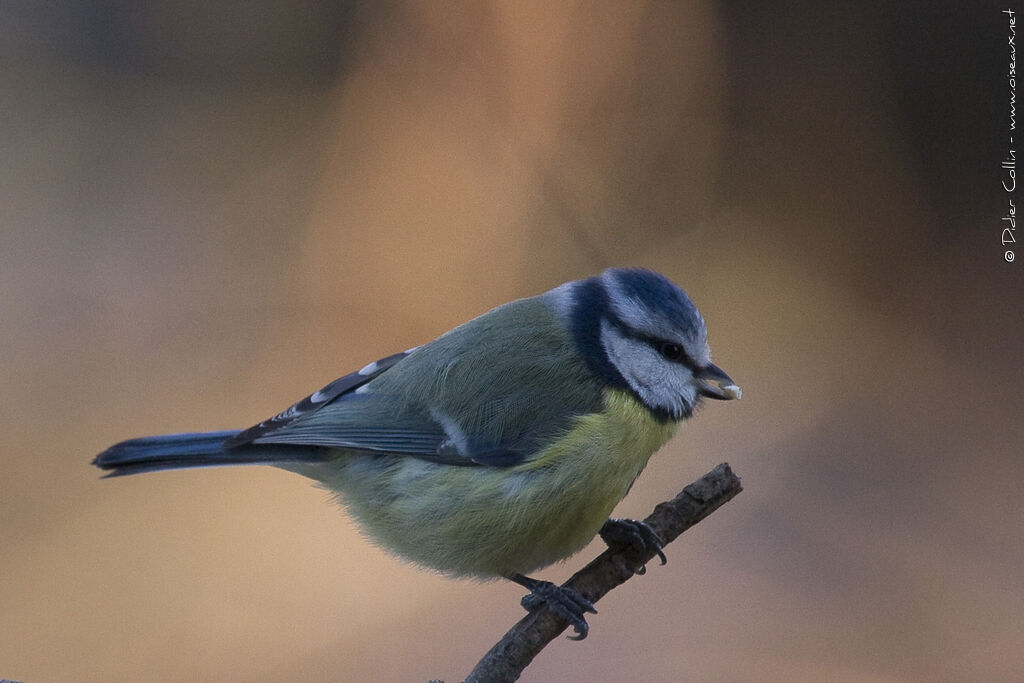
[
  {"left": 603, "top": 315, "right": 697, "bottom": 369},
  {"left": 643, "top": 336, "right": 696, "bottom": 369}
]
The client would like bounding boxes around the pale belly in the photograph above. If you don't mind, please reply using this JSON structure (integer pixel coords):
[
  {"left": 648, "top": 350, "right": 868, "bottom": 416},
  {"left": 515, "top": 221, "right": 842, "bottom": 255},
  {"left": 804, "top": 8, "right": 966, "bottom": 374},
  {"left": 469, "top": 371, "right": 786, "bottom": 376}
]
[{"left": 287, "top": 390, "right": 679, "bottom": 578}]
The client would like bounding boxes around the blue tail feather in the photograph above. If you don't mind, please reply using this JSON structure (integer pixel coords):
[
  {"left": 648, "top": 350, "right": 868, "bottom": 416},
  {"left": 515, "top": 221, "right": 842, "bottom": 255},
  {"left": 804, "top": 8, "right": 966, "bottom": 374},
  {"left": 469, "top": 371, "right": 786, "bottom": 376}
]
[{"left": 93, "top": 430, "right": 328, "bottom": 477}]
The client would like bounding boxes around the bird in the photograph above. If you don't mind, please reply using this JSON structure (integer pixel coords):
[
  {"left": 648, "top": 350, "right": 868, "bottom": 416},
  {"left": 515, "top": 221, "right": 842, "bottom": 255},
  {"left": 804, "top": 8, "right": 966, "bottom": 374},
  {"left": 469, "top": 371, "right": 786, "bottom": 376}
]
[{"left": 94, "top": 267, "right": 740, "bottom": 639}]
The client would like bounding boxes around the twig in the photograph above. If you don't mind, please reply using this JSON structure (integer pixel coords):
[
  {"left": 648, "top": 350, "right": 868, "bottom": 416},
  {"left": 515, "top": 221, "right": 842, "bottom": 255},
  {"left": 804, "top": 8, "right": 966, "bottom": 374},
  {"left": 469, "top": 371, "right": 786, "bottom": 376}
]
[{"left": 463, "top": 462, "right": 743, "bottom": 683}]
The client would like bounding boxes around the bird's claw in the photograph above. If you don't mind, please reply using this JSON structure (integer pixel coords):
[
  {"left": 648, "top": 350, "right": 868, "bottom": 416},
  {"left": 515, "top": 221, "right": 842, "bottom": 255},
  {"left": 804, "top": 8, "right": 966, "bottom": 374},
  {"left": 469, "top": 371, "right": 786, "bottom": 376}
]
[
  {"left": 513, "top": 575, "right": 597, "bottom": 640},
  {"left": 600, "top": 517, "right": 667, "bottom": 574}
]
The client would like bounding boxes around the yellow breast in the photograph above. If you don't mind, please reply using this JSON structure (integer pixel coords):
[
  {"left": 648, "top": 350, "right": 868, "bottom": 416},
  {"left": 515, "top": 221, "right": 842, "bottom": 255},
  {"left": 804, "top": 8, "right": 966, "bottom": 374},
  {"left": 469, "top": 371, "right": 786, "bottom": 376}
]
[
  {"left": 310, "top": 388, "right": 679, "bottom": 579},
  {"left": 487, "top": 388, "right": 678, "bottom": 574}
]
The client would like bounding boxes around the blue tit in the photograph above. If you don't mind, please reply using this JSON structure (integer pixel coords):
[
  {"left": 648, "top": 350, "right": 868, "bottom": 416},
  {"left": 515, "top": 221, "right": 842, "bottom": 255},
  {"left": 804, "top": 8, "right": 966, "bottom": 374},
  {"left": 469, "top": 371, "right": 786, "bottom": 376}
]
[{"left": 94, "top": 267, "right": 740, "bottom": 639}]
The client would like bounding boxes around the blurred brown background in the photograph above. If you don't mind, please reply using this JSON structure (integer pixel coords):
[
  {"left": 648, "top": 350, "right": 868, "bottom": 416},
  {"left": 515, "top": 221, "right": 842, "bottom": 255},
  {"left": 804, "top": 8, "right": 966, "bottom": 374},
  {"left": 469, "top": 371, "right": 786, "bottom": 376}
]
[{"left": 2, "top": 1, "right": 1021, "bottom": 681}]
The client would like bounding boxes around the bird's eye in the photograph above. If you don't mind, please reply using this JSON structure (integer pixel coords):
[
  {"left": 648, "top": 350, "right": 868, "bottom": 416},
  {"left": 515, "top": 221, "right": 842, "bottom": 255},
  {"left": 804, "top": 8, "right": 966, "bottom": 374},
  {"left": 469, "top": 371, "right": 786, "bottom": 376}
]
[{"left": 657, "top": 342, "right": 684, "bottom": 362}]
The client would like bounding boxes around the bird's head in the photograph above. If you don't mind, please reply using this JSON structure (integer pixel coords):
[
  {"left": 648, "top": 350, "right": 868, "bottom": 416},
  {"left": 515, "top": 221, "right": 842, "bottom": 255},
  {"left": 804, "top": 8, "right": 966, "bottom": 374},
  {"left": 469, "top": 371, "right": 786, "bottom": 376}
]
[{"left": 548, "top": 268, "right": 740, "bottom": 421}]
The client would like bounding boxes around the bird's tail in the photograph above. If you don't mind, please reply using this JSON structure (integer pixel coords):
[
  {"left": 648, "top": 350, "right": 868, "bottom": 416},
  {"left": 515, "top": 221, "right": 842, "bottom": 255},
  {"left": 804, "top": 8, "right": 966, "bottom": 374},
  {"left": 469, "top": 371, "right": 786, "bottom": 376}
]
[{"left": 92, "top": 431, "right": 329, "bottom": 477}]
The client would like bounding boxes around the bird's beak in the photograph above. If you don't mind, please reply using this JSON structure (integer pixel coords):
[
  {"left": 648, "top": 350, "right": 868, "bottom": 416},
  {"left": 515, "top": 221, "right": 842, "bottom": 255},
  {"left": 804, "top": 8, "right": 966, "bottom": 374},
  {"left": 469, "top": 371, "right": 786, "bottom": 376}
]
[{"left": 696, "top": 363, "right": 742, "bottom": 400}]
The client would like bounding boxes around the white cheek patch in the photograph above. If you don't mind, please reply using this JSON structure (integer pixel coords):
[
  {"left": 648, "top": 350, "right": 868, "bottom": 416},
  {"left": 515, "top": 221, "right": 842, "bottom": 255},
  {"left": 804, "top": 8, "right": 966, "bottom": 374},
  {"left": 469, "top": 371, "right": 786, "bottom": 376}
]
[{"left": 600, "top": 319, "right": 690, "bottom": 417}]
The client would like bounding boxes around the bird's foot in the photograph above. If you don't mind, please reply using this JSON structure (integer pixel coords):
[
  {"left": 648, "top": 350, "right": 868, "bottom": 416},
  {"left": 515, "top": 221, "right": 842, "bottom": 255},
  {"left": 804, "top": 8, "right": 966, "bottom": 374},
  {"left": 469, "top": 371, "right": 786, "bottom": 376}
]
[
  {"left": 599, "top": 517, "right": 666, "bottom": 575},
  {"left": 510, "top": 574, "right": 597, "bottom": 640}
]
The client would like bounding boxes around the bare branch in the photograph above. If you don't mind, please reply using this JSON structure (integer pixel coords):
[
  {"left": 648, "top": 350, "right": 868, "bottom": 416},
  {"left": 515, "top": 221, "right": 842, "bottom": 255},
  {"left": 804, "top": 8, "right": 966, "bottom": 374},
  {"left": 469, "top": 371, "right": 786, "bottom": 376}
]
[{"left": 464, "top": 462, "right": 743, "bottom": 683}]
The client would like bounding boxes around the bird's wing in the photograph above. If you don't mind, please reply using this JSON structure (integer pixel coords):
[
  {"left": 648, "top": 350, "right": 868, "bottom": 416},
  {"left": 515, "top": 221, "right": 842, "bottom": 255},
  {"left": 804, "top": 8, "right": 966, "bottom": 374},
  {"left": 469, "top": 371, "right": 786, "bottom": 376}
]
[
  {"left": 223, "top": 349, "right": 420, "bottom": 448},
  {"left": 227, "top": 298, "right": 604, "bottom": 467}
]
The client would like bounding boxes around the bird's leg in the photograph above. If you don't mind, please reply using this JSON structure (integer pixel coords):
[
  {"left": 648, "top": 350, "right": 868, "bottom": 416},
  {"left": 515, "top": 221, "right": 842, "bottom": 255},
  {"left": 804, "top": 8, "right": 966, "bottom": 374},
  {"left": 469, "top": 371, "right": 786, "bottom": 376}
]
[
  {"left": 599, "top": 518, "right": 667, "bottom": 575},
  {"left": 508, "top": 573, "right": 597, "bottom": 640}
]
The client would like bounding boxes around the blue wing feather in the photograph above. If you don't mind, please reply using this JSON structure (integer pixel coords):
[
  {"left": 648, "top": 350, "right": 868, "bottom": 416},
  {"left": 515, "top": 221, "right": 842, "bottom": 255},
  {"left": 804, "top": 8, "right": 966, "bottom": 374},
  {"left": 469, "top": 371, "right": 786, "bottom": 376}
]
[
  {"left": 224, "top": 350, "right": 415, "bottom": 448},
  {"left": 226, "top": 298, "right": 604, "bottom": 468}
]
